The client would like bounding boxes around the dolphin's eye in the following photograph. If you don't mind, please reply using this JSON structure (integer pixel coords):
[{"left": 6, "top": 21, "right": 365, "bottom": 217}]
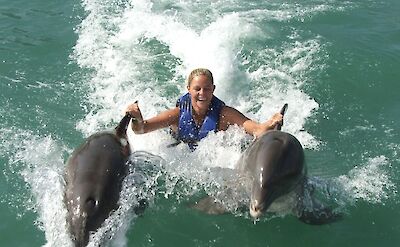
[{"left": 86, "top": 197, "right": 99, "bottom": 209}]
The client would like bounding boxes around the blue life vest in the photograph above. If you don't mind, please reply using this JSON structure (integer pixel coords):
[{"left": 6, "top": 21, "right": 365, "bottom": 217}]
[{"left": 175, "top": 92, "right": 225, "bottom": 150}]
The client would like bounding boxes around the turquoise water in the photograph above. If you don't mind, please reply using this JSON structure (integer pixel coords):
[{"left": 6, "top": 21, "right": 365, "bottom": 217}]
[{"left": 1, "top": 0, "right": 399, "bottom": 246}]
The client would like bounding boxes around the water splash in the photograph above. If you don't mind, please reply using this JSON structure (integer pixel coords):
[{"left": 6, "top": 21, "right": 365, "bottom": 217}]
[
  {"left": 0, "top": 127, "right": 73, "bottom": 246},
  {"left": 335, "top": 156, "right": 396, "bottom": 204},
  {"left": 72, "top": 0, "right": 325, "bottom": 150}
]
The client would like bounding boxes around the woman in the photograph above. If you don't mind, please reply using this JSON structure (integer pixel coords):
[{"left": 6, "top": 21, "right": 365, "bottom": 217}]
[{"left": 125, "top": 68, "right": 283, "bottom": 150}]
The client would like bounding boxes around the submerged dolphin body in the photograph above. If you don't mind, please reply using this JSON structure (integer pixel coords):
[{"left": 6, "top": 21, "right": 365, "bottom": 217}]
[{"left": 64, "top": 115, "right": 133, "bottom": 246}]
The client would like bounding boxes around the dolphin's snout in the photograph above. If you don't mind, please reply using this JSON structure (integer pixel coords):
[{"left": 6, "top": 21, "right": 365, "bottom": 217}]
[
  {"left": 249, "top": 201, "right": 263, "bottom": 218},
  {"left": 69, "top": 198, "right": 99, "bottom": 247},
  {"left": 70, "top": 211, "right": 89, "bottom": 247}
]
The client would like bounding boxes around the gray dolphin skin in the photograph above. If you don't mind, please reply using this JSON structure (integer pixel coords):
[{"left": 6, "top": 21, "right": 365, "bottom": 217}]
[
  {"left": 64, "top": 114, "right": 132, "bottom": 247},
  {"left": 236, "top": 130, "right": 305, "bottom": 218},
  {"left": 237, "top": 104, "right": 340, "bottom": 224}
]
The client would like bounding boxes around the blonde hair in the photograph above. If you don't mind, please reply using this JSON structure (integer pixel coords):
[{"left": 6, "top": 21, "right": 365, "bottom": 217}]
[{"left": 187, "top": 68, "right": 214, "bottom": 86}]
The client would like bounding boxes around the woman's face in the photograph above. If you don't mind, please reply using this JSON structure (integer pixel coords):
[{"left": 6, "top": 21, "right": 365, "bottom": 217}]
[{"left": 187, "top": 75, "right": 215, "bottom": 115}]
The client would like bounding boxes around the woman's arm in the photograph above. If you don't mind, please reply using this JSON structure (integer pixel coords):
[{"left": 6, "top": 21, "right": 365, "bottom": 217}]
[
  {"left": 219, "top": 106, "right": 283, "bottom": 138},
  {"left": 125, "top": 102, "right": 179, "bottom": 134}
]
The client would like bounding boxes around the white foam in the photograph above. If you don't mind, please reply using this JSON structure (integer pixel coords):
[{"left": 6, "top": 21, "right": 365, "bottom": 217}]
[
  {"left": 335, "top": 156, "right": 396, "bottom": 204},
  {"left": 73, "top": 0, "right": 326, "bottom": 150},
  {"left": 238, "top": 1, "right": 349, "bottom": 23},
  {"left": 116, "top": 4, "right": 257, "bottom": 102}
]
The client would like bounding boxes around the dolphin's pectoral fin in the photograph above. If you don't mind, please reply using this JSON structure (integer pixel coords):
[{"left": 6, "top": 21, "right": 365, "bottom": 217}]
[
  {"left": 296, "top": 195, "right": 342, "bottom": 225},
  {"left": 189, "top": 196, "right": 227, "bottom": 215},
  {"left": 298, "top": 207, "right": 342, "bottom": 225},
  {"left": 294, "top": 180, "right": 343, "bottom": 225}
]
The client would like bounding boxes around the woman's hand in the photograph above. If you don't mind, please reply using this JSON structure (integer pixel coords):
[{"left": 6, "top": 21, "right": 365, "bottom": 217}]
[
  {"left": 253, "top": 112, "right": 283, "bottom": 138},
  {"left": 269, "top": 112, "right": 284, "bottom": 129},
  {"left": 125, "top": 102, "right": 145, "bottom": 134}
]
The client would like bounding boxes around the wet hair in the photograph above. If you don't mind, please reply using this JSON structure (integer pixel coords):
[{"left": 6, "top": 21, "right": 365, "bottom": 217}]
[{"left": 187, "top": 68, "right": 214, "bottom": 86}]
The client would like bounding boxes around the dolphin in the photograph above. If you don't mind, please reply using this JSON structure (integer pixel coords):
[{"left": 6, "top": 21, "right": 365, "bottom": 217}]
[
  {"left": 237, "top": 104, "right": 340, "bottom": 224},
  {"left": 64, "top": 114, "right": 133, "bottom": 246},
  {"left": 236, "top": 129, "right": 306, "bottom": 218}
]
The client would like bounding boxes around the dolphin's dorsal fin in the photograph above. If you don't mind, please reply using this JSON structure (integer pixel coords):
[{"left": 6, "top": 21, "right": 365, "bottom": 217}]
[
  {"left": 275, "top": 103, "right": 288, "bottom": 131},
  {"left": 115, "top": 113, "right": 133, "bottom": 138}
]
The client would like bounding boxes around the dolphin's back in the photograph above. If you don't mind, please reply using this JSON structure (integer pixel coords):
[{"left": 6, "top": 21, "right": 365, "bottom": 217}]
[
  {"left": 257, "top": 131, "right": 305, "bottom": 181},
  {"left": 239, "top": 130, "right": 304, "bottom": 178}
]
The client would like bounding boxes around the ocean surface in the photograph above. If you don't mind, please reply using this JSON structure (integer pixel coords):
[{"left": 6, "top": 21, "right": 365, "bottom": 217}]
[{"left": 1, "top": 0, "right": 399, "bottom": 246}]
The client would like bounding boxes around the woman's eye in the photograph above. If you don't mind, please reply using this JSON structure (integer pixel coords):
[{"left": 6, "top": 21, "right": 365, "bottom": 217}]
[{"left": 192, "top": 87, "right": 212, "bottom": 92}]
